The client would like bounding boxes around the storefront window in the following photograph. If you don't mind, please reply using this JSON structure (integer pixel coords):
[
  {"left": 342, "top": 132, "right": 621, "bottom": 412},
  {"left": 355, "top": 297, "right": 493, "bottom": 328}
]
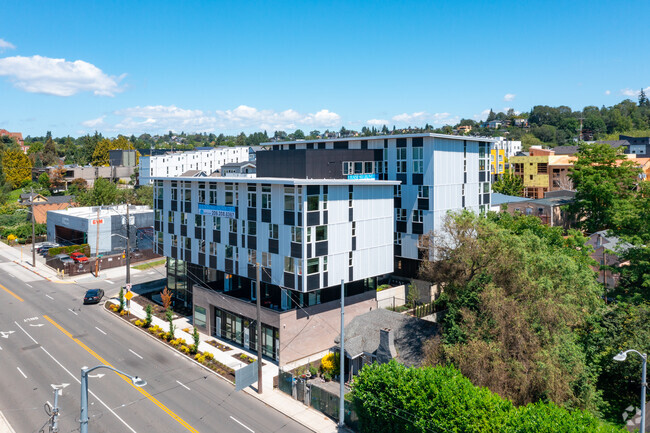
[{"left": 194, "top": 305, "right": 206, "bottom": 327}]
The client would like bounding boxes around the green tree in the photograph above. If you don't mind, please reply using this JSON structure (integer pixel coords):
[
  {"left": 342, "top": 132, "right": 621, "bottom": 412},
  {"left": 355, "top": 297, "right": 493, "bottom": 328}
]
[
  {"left": 144, "top": 304, "right": 153, "bottom": 327},
  {"left": 3, "top": 149, "right": 32, "bottom": 188},
  {"left": 166, "top": 308, "right": 175, "bottom": 340},
  {"left": 568, "top": 143, "right": 641, "bottom": 233},
  {"left": 492, "top": 171, "right": 524, "bottom": 196},
  {"left": 91, "top": 138, "right": 113, "bottom": 166},
  {"left": 38, "top": 172, "right": 51, "bottom": 190},
  {"left": 639, "top": 88, "right": 649, "bottom": 108},
  {"left": 487, "top": 109, "right": 497, "bottom": 121},
  {"left": 78, "top": 178, "right": 119, "bottom": 206},
  {"left": 192, "top": 327, "right": 200, "bottom": 354}
]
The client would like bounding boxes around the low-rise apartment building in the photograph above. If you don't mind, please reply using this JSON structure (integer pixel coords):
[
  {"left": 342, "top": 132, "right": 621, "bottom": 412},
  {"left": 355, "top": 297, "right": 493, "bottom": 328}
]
[{"left": 139, "top": 146, "right": 249, "bottom": 185}]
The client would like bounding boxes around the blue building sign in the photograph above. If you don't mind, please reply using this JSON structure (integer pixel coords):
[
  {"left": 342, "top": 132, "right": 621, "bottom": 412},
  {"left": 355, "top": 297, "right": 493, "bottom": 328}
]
[
  {"left": 347, "top": 174, "right": 378, "bottom": 180},
  {"left": 198, "top": 204, "right": 236, "bottom": 218}
]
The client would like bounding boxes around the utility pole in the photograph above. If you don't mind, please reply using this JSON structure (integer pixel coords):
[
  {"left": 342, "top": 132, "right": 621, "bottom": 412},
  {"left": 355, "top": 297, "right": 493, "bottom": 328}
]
[
  {"left": 339, "top": 279, "right": 345, "bottom": 428},
  {"left": 256, "top": 263, "right": 263, "bottom": 394},
  {"left": 126, "top": 203, "right": 131, "bottom": 286},
  {"left": 95, "top": 208, "right": 100, "bottom": 277},
  {"left": 30, "top": 187, "right": 36, "bottom": 267}
]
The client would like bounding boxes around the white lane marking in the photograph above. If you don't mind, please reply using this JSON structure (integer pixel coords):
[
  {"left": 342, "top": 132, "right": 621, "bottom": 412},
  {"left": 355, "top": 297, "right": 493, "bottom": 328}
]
[
  {"left": 15, "top": 323, "right": 138, "bottom": 433},
  {"left": 129, "top": 349, "right": 143, "bottom": 359},
  {"left": 95, "top": 327, "right": 107, "bottom": 335},
  {"left": 29, "top": 324, "right": 44, "bottom": 327},
  {"left": 230, "top": 416, "right": 254, "bottom": 433},
  {"left": 24, "top": 317, "right": 38, "bottom": 322},
  {"left": 68, "top": 309, "right": 78, "bottom": 316},
  {"left": 0, "top": 345, "right": 2, "bottom": 350},
  {"left": 45, "top": 294, "right": 54, "bottom": 300},
  {"left": 17, "top": 367, "right": 27, "bottom": 379},
  {"left": 176, "top": 380, "right": 190, "bottom": 391},
  {"left": 7, "top": 273, "right": 14, "bottom": 278},
  {"left": 25, "top": 284, "right": 32, "bottom": 288},
  {"left": 147, "top": 271, "right": 155, "bottom": 275},
  {"left": 105, "top": 280, "right": 115, "bottom": 285}
]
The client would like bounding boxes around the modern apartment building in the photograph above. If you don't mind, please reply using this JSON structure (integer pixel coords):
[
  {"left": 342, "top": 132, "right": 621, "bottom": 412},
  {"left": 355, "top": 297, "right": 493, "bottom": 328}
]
[
  {"left": 153, "top": 176, "right": 396, "bottom": 365},
  {"left": 261, "top": 133, "right": 494, "bottom": 277},
  {"left": 139, "top": 146, "right": 249, "bottom": 185}
]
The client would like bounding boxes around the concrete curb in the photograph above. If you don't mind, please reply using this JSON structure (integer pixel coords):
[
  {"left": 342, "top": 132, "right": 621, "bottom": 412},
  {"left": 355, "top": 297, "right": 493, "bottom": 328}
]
[
  {"left": 100, "top": 299, "right": 325, "bottom": 433},
  {"left": 0, "top": 410, "right": 16, "bottom": 433}
]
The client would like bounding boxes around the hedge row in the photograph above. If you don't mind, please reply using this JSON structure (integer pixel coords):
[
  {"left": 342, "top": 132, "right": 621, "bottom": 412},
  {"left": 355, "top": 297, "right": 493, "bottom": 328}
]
[
  {"left": 48, "top": 244, "right": 91, "bottom": 257},
  {"left": 352, "top": 361, "right": 625, "bottom": 433}
]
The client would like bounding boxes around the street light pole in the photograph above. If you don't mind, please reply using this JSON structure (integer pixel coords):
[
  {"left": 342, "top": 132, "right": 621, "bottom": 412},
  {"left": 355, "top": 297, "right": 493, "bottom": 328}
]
[
  {"left": 80, "top": 365, "right": 146, "bottom": 433},
  {"left": 256, "top": 263, "right": 263, "bottom": 394},
  {"left": 125, "top": 203, "right": 131, "bottom": 286},
  {"left": 614, "top": 349, "right": 647, "bottom": 433}
]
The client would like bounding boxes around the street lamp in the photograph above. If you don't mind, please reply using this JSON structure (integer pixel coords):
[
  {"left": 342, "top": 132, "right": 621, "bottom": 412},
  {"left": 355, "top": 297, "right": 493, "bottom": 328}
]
[
  {"left": 80, "top": 365, "right": 146, "bottom": 433},
  {"left": 614, "top": 349, "right": 647, "bottom": 433}
]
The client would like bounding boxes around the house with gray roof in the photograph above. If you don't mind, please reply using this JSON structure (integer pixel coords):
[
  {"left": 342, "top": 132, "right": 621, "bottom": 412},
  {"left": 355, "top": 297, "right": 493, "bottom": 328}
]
[{"left": 333, "top": 308, "right": 437, "bottom": 378}]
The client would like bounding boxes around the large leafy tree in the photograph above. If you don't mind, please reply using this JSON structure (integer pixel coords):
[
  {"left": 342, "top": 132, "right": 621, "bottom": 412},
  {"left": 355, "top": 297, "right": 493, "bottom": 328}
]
[
  {"left": 419, "top": 211, "right": 602, "bottom": 410},
  {"left": 492, "top": 171, "right": 524, "bottom": 196},
  {"left": 568, "top": 143, "right": 641, "bottom": 233},
  {"left": 3, "top": 149, "right": 32, "bottom": 188},
  {"left": 91, "top": 136, "right": 136, "bottom": 166}
]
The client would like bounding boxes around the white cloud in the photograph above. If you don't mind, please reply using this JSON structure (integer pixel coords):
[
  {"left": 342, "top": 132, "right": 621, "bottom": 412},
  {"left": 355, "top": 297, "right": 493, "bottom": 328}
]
[
  {"left": 367, "top": 119, "right": 389, "bottom": 126},
  {"left": 605, "top": 90, "right": 611, "bottom": 95},
  {"left": 0, "top": 39, "right": 15, "bottom": 52},
  {"left": 504, "top": 93, "right": 516, "bottom": 102},
  {"left": 390, "top": 111, "right": 458, "bottom": 126},
  {"left": 473, "top": 109, "right": 491, "bottom": 120},
  {"left": 86, "top": 104, "right": 343, "bottom": 134},
  {"left": 621, "top": 87, "right": 650, "bottom": 97},
  {"left": 0, "top": 55, "right": 125, "bottom": 96},
  {"left": 81, "top": 116, "right": 106, "bottom": 128}
]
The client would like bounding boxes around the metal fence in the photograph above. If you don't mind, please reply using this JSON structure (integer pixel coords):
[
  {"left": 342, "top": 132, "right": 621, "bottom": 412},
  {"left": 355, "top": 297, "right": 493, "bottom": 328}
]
[
  {"left": 277, "top": 369, "right": 360, "bottom": 431},
  {"left": 46, "top": 248, "right": 161, "bottom": 276}
]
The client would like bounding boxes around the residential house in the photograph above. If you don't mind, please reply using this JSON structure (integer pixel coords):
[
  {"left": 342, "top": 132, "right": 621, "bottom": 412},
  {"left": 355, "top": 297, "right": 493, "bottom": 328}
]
[
  {"left": 586, "top": 231, "right": 632, "bottom": 289},
  {"left": 0, "top": 129, "right": 27, "bottom": 153},
  {"left": 502, "top": 192, "right": 575, "bottom": 228},
  {"left": 20, "top": 193, "right": 75, "bottom": 224},
  {"left": 221, "top": 161, "right": 256, "bottom": 177}
]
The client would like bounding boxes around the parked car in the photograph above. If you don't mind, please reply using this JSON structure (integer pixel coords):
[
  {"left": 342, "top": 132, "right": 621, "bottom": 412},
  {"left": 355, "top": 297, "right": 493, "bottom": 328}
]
[
  {"left": 70, "top": 252, "right": 89, "bottom": 263},
  {"left": 53, "top": 254, "right": 74, "bottom": 264},
  {"left": 39, "top": 243, "right": 59, "bottom": 255},
  {"left": 83, "top": 288, "right": 104, "bottom": 304},
  {"left": 34, "top": 242, "right": 56, "bottom": 253}
]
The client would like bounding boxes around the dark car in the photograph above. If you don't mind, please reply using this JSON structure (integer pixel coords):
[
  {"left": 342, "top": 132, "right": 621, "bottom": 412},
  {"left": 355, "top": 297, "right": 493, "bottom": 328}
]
[{"left": 83, "top": 288, "right": 104, "bottom": 304}]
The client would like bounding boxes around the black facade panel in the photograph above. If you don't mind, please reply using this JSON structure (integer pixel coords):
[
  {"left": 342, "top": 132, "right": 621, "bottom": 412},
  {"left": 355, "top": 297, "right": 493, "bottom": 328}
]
[
  {"left": 307, "top": 274, "right": 320, "bottom": 290},
  {"left": 269, "top": 238, "right": 279, "bottom": 254},
  {"left": 209, "top": 256, "right": 217, "bottom": 269},
  {"left": 225, "top": 259, "right": 233, "bottom": 274},
  {"left": 284, "top": 272, "right": 295, "bottom": 289},
  {"left": 483, "top": 193, "right": 490, "bottom": 205},
  {"left": 352, "top": 237, "right": 356, "bottom": 251},
  {"left": 155, "top": 220, "right": 161, "bottom": 231},
  {"left": 417, "top": 198, "right": 429, "bottom": 210},
  {"left": 412, "top": 137, "right": 423, "bottom": 147},
  {"left": 229, "top": 232, "right": 237, "bottom": 246},
  {"left": 307, "top": 185, "right": 320, "bottom": 195},
  {"left": 462, "top": 196, "right": 466, "bottom": 208},
  {"left": 184, "top": 202, "right": 191, "bottom": 213},
  {"left": 349, "top": 267, "right": 353, "bottom": 281},
  {"left": 361, "top": 140, "right": 368, "bottom": 149},
  {"left": 180, "top": 225, "right": 187, "bottom": 237},
  {"left": 394, "top": 245, "right": 402, "bottom": 257},
  {"left": 323, "top": 211, "right": 328, "bottom": 225},
  {"left": 323, "top": 272, "right": 328, "bottom": 287},
  {"left": 315, "top": 241, "right": 328, "bottom": 256},
  {"left": 213, "top": 230, "right": 221, "bottom": 243},
  {"left": 412, "top": 222, "right": 424, "bottom": 234},
  {"left": 479, "top": 171, "right": 486, "bottom": 182},
  {"left": 257, "top": 149, "right": 379, "bottom": 179},
  {"left": 333, "top": 141, "right": 348, "bottom": 150},
  {"left": 396, "top": 138, "right": 407, "bottom": 148},
  {"left": 396, "top": 173, "right": 407, "bottom": 184},
  {"left": 262, "top": 268, "right": 271, "bottom": 283},
  {"left": 194, "top": 227, "right": 202, "bottom": 239},
  {"left": 156, "top": 244, "right": 163, "bottom": 256},
  {"left": 248, "top": 265, "right": 256, "bottom": 280},
  {"left": 185, "top": 249, "right": 191, "bottom": 261},
  {"left": 261, "top": 209, "right": 271, "bottom": 223},
  {"left": 394, "top": 197, "right": 401, "bottom": 208},
  {"left": 396, "top": 221, "right": 407, "bottom": 233},
  {"left": 156, "top": 199, "right": 163, "bottom": 210},
  {"left": 290, "top": 242, "right": 302, "bottom": 258},
  {"left": 199, "top": 252, "right": 205, "bottom": 266},
  {"left": 393, "top": 257, "right": 421, "bottom": 279},
  {"left": 464, "top": 172, "right": 467, "bottom": 183},
  {"left": 412, "top": 174, "right": 423, "bottom": 185},
  {"left": 307, "top": 245, "right": 312, "bottom": 259},
  {"left": 170, "top": 247, "right": 177, "bottom": 259},
  {"left": 284, "top": 211, "right": 295, "bottom": 226},
  {"left": 247, "top": 208, "right": 256, "bottom": 221},
  {"left": 171, "top": 201, "right": 177, "bottom": 211},
  {"left": 297, "top": 212, "right": 302, "bottom": 224},
  {"left": 307, "top": 211, "right": 319, "bottom": 226},
  {"left": 247, "top": 236, "right": 257, "bottom": 249},
  {"left": 349, "top": 208, "right": 353, "bottom": 221}
]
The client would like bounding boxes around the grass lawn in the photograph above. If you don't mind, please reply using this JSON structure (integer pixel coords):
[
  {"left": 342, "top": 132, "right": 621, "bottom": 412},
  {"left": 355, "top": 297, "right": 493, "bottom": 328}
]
[
  {"left": 132, "top": 258, "right": 166, "bottom": 270},
  {"left": 7, "top": 188, "right": 23, "bottom": 202}
]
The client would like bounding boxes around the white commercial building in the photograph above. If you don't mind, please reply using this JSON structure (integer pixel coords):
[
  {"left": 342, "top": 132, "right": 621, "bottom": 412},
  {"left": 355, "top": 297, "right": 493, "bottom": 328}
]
[{"left": 139, "top": 147, "right": 249, "bottom": 185}]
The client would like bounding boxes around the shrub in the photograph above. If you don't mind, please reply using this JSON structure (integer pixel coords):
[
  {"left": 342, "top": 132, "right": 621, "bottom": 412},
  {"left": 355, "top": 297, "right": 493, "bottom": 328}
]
[
  {"left": 320, "top": 352, "right": 340, "bottom": 376},
  {"left": 192, "top": 327, "right": 200, "bottom": 354},
  {"left": 204, "top": 352, "right": 214, "bottom": 361},
  {"left": 134, "top": 319, "right": 143, "bottom": 327},
  {"left": 180, "top": 345, "right": 190, "bottom": 354},
  {"left": 109, "top": 304, "right": 118, "bottom": 312},
  {"left": 170, "top": 339, "right": 180, "bottom": 347},
  {"left": 149, "top": 325, "right": 162, "bottom": 334},
  {"left": 144, "top": 304, "right": 153, "bottom": 327},
  {"left": 165, "top": 307, "right": 175, "bottom": 340},
  {"left": 119, "top": 310, "right": 128, "bottom": 316},
  {"left": 309, "top": 364, "right": 318, "bottom": 376},
  {"left": 118, "top": 287, "right": 125, "bottom": 312},
  {"left": 377, "top": 284, "right": 391, "bottom": 291},
  {"left": 182, "top": 327, "right": 190, "bottom": 333}
]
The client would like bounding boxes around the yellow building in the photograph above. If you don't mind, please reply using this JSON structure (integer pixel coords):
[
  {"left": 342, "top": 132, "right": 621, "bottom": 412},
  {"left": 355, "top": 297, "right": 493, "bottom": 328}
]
[
  {"left": 509, "top": 147, "right": 552, "bottom": 199},
  {"left": 490, "top": 148, "right": 505, "bottom": 176}
]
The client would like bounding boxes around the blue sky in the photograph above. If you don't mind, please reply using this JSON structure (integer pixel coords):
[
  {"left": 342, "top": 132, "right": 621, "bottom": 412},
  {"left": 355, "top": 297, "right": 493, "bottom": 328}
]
[{"left": 0, "top": 0, "right": 648, "bottom": 138}]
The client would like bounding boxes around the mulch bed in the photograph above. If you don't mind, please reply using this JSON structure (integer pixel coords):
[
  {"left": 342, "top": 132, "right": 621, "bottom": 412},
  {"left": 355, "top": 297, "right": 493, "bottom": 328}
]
[
  {"left": 232, "top": 352, "right": 265, "bottom": 366},
  {"left": 131, "top": 295, "right": 178, "bottom": 320},
  {"left": 103, "top": 301, "right": 236, "bottom": 383},
  {"left": 207, "top": 340, "right": 232, "bottom": 352}
]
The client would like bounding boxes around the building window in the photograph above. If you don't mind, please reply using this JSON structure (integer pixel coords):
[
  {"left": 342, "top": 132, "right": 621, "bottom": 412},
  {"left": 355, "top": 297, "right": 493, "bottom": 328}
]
[
  {"left": 155, "top": 210, "right": 162, "bottom": 222},
  {"left": 269, "top": 224, "right": 278, "bottom": 240},
  {"left": 225, "top": 245, "right": 233, "bottom": 259},
  {"left": 349, "top": 189, "right": 353, "bottom": 207},
  {"left": 413, "top": 209, "right": 423, "bottom": 223},
  {"left": 396, "top": 208, "right": 407, "bottom": 222},
  {"left": 394, "top": 184, "right": 401, "bottom": 197},
  {"left": 157, "top": 231, "right": 163, "bottom": 244},
  {"left": 307, "top": 258, "right": 319, "bottom": 274},
  {"left": 210, "top": 242, "right": 217, "bottom": 255},
  {"left": 213, "top": 216, "right": 221, "bottom": 230},
  {"left": 323, "top": 256, "right": 328, "bottom": 272},
  {"left": 229, "top": 219, "right": 237, "bottom": 233},
  {"left": 307, "top": 227, "right": 312, "bottom": 243},
  {"left": 225, "top": 187, "right": 233, "bottom": 206},
  {"left": 348, "top": 252, "right": 353, "bottom": 267},
  {"left": 315, "top": 226, "right": 327, "bottom": 242},
  {"left": 479, "top": 143, "right": 487, "bottom": 158},
  {"left": 483, "top": 182, "right": 490, "bottom": 193},
  {"left": 284, "top": 187, "right": 295, "bottom": 211},
  {"left": 262, "top": 252, "right": 272, "bottom": 268},
  {"left": 248, "top": 191, "right": 257, "bottom": 207},
  {"left": 261, "top": 186, "right": 271, "bottom": 209},
  {"left": 195, "top": 214, "right": 203, "bottom": 227},
  {"left": 322, "top": 193, "right": 327, "bottom": 210},
  {"left": 284, "top": 256, "right": 294, "bottom": 273},
  {"left": 180, "top": 212, "right": 188, "bottom": 225},
  {"left": 396, "top": 148, "right": 407, "bottom": 173},
  {"left": 307, "top": 195, "right": 319, "bottom": 211},
  {"left": 171, "top": 234, "right": 177, "bottom": 248},
  {"left": 291, "top": 226, "right": 302, "bottom": 243},
  {"left": 156, "top": 186, "right": 164, "bottom": 200},
  {"left": 248, "top": 221, "right": 256, "bottom": 236},
  {"left": 199, "top": 240, "right": 205, "bottom": 253},
  {"left": 194, "top": 306, "right": 206, "bottom": 327},
  {"left": 413, "top": 147, "right": 423, "bottom": 174},
  {"left": 184, "top": 237, "right": 191, "bottom": 249},
  {"left": 209, "top": 187, "right": 217, "bottom": 205},
  {"left": 351, "top": 221, "right": 356, "bottom": 237},
  {"left": 394, "top": 232, "right": 402, "bottom": 245},
  {"left": 479, "top": 160, "right": 486, "bottom": 171},
  {"left": 198, "top": 188, "right": 205, "bottom": 204},
  {"left": 171, "top": 188, "right": 178, "bottom": 201},
  {"left": 248, "top": 249, "right": 256, "bottom": 264},
  {"left": 417, "top": 186, "right": 429, "bottom": 198}
]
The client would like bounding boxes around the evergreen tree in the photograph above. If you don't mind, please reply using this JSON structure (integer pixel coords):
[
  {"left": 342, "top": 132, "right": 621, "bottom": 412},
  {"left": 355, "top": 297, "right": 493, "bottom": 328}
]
[
  {"left": 487, "top": 109, "right": 497, "bottom": 122},
  {"left": 639, "top": 88, "right": 650, "bottom": 107}
]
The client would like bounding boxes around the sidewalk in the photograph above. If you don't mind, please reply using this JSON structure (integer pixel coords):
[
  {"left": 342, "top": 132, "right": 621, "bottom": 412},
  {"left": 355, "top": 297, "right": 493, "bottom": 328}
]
[
  {"left": 113, "top": 297, "right": 341, "bottom": 433},
  {"left": 0, "top": 411, "right": 16, "bottom": 433}
]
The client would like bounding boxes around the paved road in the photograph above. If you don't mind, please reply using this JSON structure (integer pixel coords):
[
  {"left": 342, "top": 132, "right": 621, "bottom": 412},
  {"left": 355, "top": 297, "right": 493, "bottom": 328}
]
[{"left": 0, "top": 257, "right": 309, "bottom": 433}]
